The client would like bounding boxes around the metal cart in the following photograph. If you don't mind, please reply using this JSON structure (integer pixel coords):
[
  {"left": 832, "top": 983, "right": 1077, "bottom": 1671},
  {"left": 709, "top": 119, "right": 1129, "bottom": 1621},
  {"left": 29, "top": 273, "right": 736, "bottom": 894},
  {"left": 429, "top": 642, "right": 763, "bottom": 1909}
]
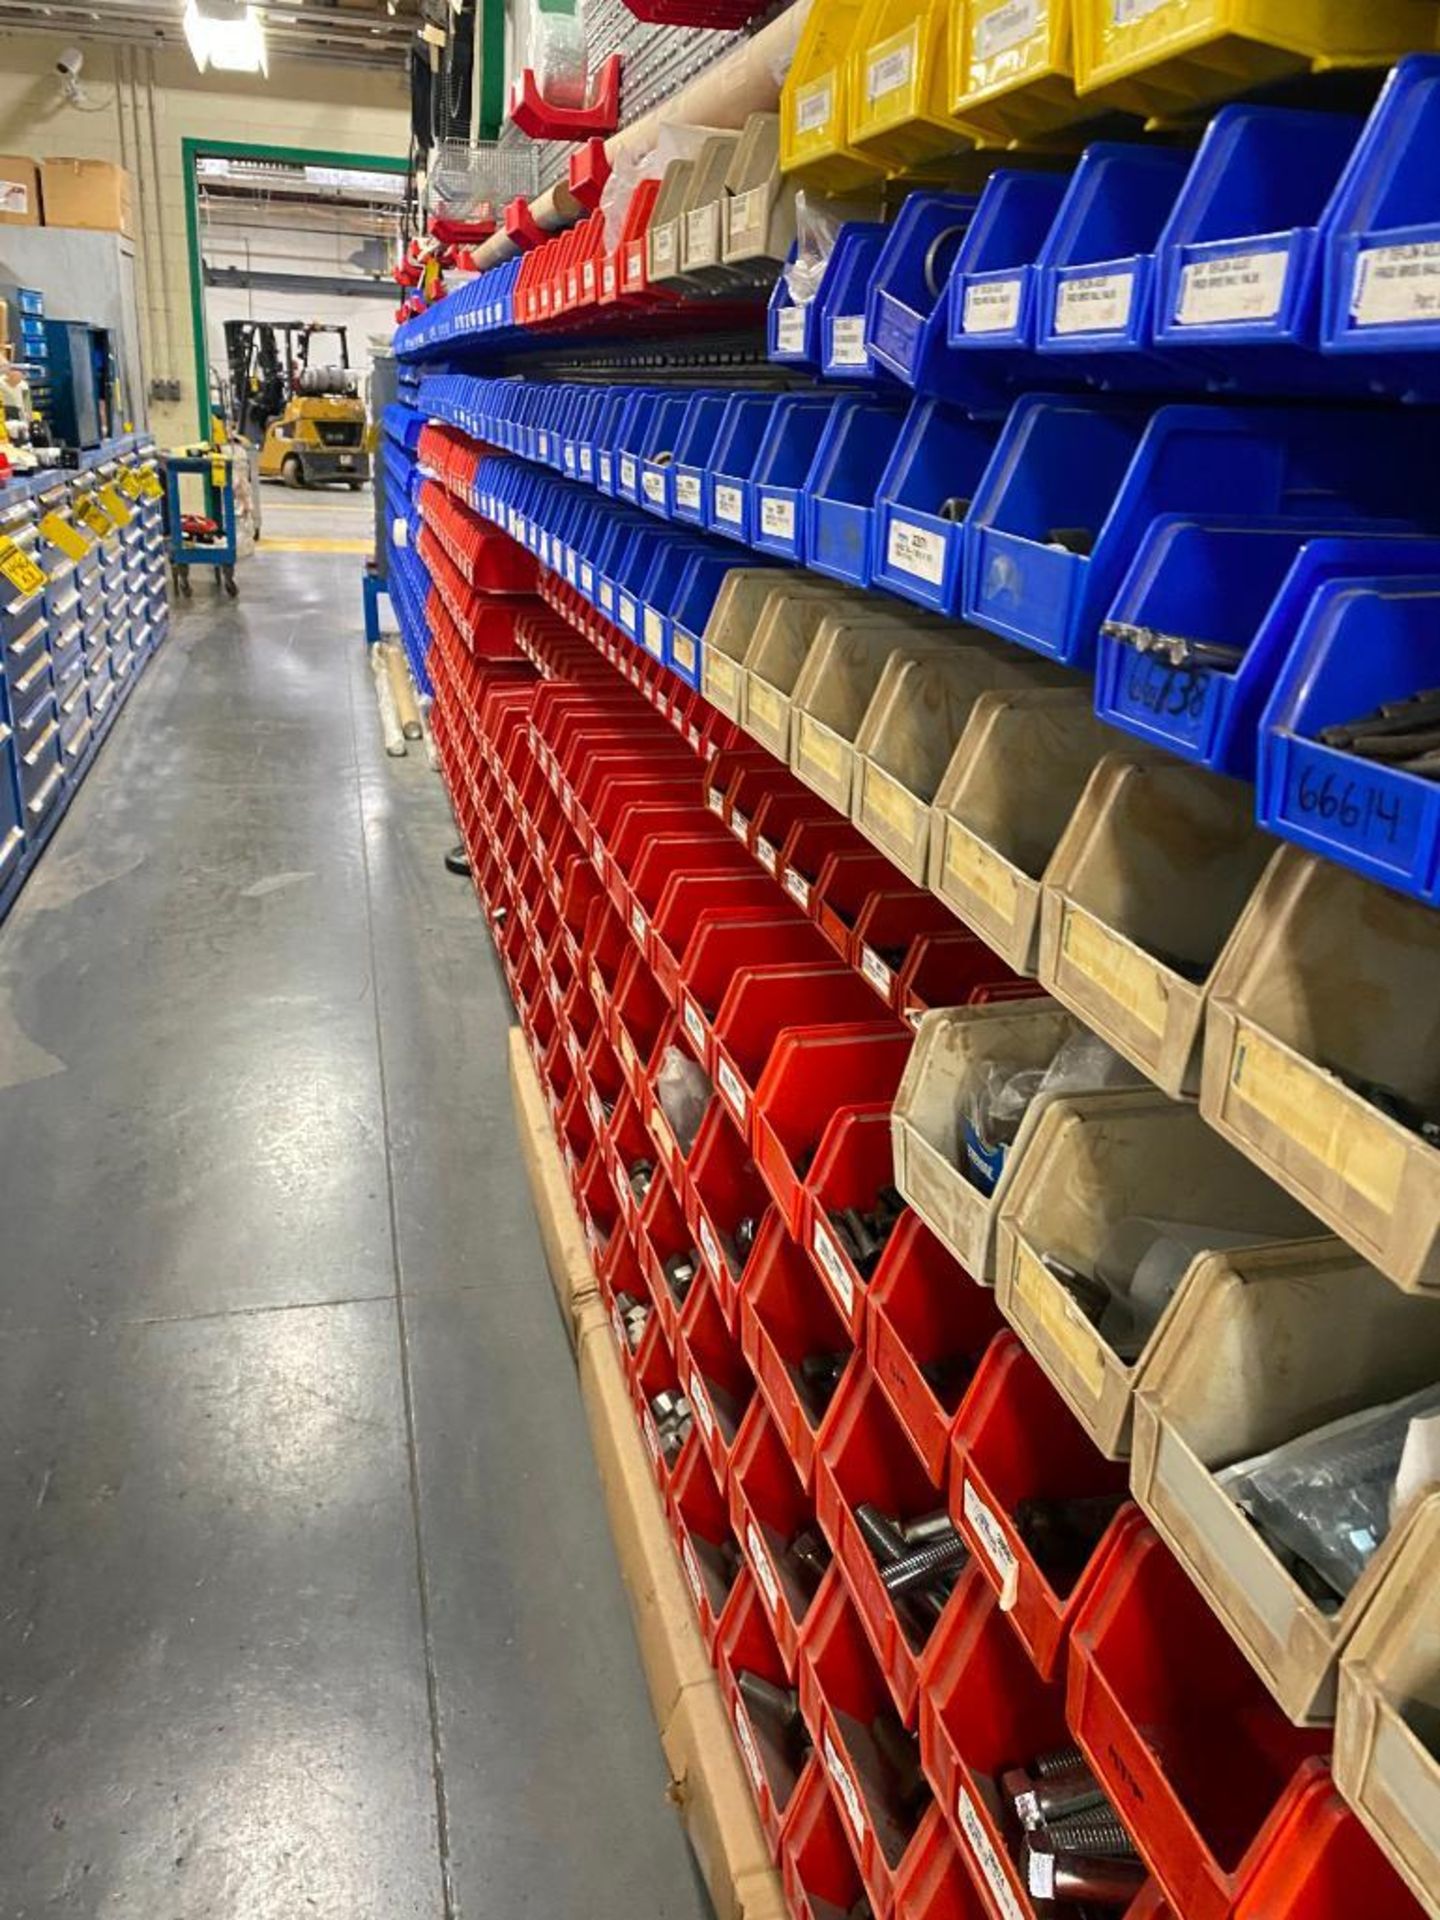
[{"left": 164, "top": 449, "right": 239, "bottom": 598}]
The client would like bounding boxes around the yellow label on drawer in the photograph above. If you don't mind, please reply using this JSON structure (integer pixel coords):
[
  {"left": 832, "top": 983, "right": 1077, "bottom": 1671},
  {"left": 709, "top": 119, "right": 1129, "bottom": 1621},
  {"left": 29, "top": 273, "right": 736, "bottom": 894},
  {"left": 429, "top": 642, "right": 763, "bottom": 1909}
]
[
  {"left": 1014, "top": 1241, "right": 1107, "bottom": 1400},
  {"left": 1061, "top": 908, "right": 1169, "bottom": 1039},
  {"left": 39, "top": 513, "right": 92, "bottom": 562},
  {"left": 100, "top": 485, "right": 133, "bottom": 527},
  {"left": 863, "top": 767, "right": 921, "bottom": 844},
  {"left": 747, "top": 680, "right": 784, "bottom": 735},
  {"left": 943, "top": 821, "right": 1019, "bottom": 924},
  {"left": 1229, "top": 1026, "right": 1407, "bottom": 1216},
  {"left": 0, "top": 541, "right": 45, "bottom": 598}
]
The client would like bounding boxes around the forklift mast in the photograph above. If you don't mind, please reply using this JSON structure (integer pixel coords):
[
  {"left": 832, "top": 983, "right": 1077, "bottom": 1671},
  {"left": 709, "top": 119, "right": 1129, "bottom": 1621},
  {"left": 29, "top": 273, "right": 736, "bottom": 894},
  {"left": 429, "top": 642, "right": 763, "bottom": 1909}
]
[{"left": 223, "top": 321, "right": 356, "bottom": 441}]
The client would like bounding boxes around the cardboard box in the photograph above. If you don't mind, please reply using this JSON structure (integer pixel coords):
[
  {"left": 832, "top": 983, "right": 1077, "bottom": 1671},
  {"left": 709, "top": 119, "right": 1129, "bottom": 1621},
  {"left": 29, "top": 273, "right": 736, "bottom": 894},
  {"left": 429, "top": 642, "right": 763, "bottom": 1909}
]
[
  {"left": 0, "top": 155, "right": 40, "bottom": 227},
  {"left": 41, "top": 158, "right": 136, "bottom": 239},
  {"left": 509, "top": 1028, "right": 600, "bottom": 1343}
]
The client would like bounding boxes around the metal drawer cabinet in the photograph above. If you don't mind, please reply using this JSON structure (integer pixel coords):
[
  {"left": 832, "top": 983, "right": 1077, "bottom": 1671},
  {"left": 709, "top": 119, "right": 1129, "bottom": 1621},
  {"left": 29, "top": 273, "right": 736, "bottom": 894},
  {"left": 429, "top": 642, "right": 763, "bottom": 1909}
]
[
  {"left": 0, "top": 713, "right": 26, "bottom": 893},
  {"left": 16, "top": 712, "right": 64, "bottom": 834}
]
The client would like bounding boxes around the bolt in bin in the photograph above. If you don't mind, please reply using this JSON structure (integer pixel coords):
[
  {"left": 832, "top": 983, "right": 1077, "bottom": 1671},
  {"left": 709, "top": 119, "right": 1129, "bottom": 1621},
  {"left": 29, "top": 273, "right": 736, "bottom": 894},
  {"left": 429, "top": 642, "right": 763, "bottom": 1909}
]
[
  {"left": 741, "top": 1208, "right": 860, "bottom": 1485},
  {"left": 1071, "top": 0, "right": 1432, "bottom": 127},
  {"left": 1152, "top": 105, "right": 1367, "bottom": 375},
  {"left": 630, "top": 1313, "right": 690, "bottom": 1493},
  {"left": 967, "top": 395, "right": 1437, "bottom": 669},
  {"left": 1094, "top": 523, "right": 1439, "bottom": 783},
  {"left": 815, "top": 1363, "right": 962, "bottom": 1719},
  {"left": 716, "top": 1569, "right": 807, "bottom": 1847},
  {"left": 947, "top": 167, "right": 1071, "bottom": 354},
  {"left": 712, "top": 964, "right": 883, "bottom": 1136},
  {"left": 871, "top": 399, "right": 1003, "bottom": 614},
  {"left": 604, "top": 1086, "right": 655, "bottom": 1238},
  {"left": 850, "top": 886, "right": 956, "bottom": 1008},
  {"left": 848, "top": 0, "right": 980, "bottom": 174},
  {"left": 950, "top": 1330, "right": 1132, "bottom": 1679},
  {"left": 804, "top": 397, "right": 909, "bottom": 585},
  {"left": 684, "top": 1093, "right": 773, "bottom": 1320},
  {"left": 1259, "top": 570, "right": 1440, "bottom": 905},
  {"left": 817, "top": 223, "right": 892, "bottom": 384},
  {"left": 1035, "top": 144, "right": 1197, "bottom": 379},
  {"left": 752, "top": 396, "right": 844, "bottom": 563},
  {"left": 676, "top": 1265, "right": 753, "bottom": 1480},
  {"left": 637, "top": 1158, "right": 698, "bottom": 1340},
  {"left": 1067, "top": 1518, "right": 1332, "bottom": 1920},
  {"left": 1335, "top": 1491, "right": 1440, "bottom": 1917},
  {"left": 670, "top": 1431, "right": 743, "bottom": 1654},
  {"left": 1132, "top": 1236, "right": 1440, "bottom": 1726},
  {"left": 995, "top": 1086, "right": 1322, "bottom": 1458},
  {"left": 931, "top": 686, "right": 1112, "bottom": 977},
  {"left": 732, "top": 1401, "right": 826, "bottom": 1675},
  {"left": 866, "top": 192, "right": 982, "bottom": 396},
  {"left": 781, "top": 0, "right": 890, "bottom": 191},
  {"left": 678, "top": 910, "right": 832, "bottom": 1074},
  {"left": 781, "top": 1754, "right": 869, "bottom": 1919},
  {"left": 789, "top": 614, "right": 953, "bottom": 810},
  {"left": 1038, "top": 754, "right": 1277, "bottom": 1098},
  {"left": 869, "top": 1211, "right": 1002, "bottom": 1481},
  {"left": 892, "top": 1801, "right": 991, "bottom": 1920},
  {"left": 599, "top": 1222, "right": 649, "bottom": 1344},
  {"left": 918, "top": 1563, "right": 1078, "bottom": 1920},
  {"left": 1200, "top": 846, "right": 1440, "bottom": 1297},
  {"left": 704, "top": 392, "right": 780, "bottom": 545},
  {"left": 799, "top": 1106, "right": 898, "bottom": 1337},
  {"left": 891, "top": 998, "right": 1090, "bottom": 1282},
  {"left": 797, "top": 1568, "right": 933, "bottom": 1913}
]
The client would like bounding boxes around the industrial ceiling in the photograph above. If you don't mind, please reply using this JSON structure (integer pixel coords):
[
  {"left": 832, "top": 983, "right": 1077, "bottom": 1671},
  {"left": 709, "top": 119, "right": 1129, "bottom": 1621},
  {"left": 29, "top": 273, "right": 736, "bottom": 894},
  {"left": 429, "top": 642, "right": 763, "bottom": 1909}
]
[{"left": 0, "top": 0, "right": 421, "bottom": 70}]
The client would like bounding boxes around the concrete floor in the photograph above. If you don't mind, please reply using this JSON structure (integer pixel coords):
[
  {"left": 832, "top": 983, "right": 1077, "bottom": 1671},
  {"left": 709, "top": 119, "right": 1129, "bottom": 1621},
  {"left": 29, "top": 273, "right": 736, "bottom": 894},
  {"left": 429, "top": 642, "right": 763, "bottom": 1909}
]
[{"left": 0, "top": 495, "right": 714, "bottom": 1919}]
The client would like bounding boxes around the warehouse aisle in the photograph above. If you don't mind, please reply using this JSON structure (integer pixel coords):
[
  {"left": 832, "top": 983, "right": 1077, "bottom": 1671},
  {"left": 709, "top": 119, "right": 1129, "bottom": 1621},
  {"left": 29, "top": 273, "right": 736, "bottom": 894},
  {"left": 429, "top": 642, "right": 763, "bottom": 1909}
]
[{"left": 0, "top": 511, "right": 712, "bottom": 1920}]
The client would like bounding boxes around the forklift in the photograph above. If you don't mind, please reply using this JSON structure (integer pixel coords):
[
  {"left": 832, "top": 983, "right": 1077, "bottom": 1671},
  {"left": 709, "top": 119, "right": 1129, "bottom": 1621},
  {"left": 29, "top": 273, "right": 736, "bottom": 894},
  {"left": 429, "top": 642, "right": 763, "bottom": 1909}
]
[{"left": 224, "top": 320, "right": 371, "bottom": 489}]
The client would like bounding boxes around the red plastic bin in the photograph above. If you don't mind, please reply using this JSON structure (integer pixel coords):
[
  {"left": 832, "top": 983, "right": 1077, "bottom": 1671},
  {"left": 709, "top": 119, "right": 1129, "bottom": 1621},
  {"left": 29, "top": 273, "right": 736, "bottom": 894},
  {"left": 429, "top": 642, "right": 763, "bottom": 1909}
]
[
  {"left": 629, "top": 1312, "right": 689, "bottom": 1495},
  {"left": 739, "top": 1209, "right": 858, "bottom": 1489},
  {"left": 850, "top": 888, "right": 957, "bottom": 1011},
  {"left": 684, "top": 1096, "right": 770, "bottom": 1325},
  {"left": 1066, "top": 1517, "right": 1330, "bottom": 1920},
  {"left": 610, "top": 943, "right": 670, "bottom": 1104},
  {"left": 601, "top": 1085, "right": 653, "bottom": 1237},
  {"left": 801, "top": 1105, "right": 901, "bottom": 1340},
  {"left": 778, "top": 815, "right": 868, "bottom": 918},
  {"left": 715, "top": 1569, "right": 807, "bottom": 1852},
  {"left": 814, "top": 849, "right": 901, "bottom": 958},
  {"left": 949, "top": 1332, "right": 1132, "bottom": 1682},
  {"left": 711, "top": 965, "right": 880, "bottom": 1138},
  {"left": 650, "top": 872, "right": 788, "bottom": 1004},
  {"left": 678, "top": 1265, "right": 755, "bottom": 1481},
  {"left": 676, "top": 911, "right": 831, "bottom": 1070},
  {"left": 1233, "top": 1765, "right": 1426, "bottom": 1919},
  {"left": 868, "top": 1212, "right": 1003, "bottom": 1483},
  {"left": 780, "top": 1756, "right": 868, "bottom": 1920},
  {"left": 892, "top": 1804, "right": 990, "bottom": 1920},
  {"left": 635, "top": 1161, "right": 697, "bottom": 1345},
  {"left": 669, "top": 1428, "right": 741, "bottom": 1655},
  {"left": 730, "top": 1400, "right": 826, "bottom": 1676}
]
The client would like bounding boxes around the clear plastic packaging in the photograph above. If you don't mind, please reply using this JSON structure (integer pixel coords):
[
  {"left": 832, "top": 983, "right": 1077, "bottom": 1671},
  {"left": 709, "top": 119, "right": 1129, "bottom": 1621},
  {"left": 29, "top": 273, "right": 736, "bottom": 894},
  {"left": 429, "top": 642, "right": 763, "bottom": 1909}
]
[
  {"left": 781, "top": 191, "right": 884, "bottom": 308},
  {"left": 1220, "top": 1384, "right": 1440, "bottom": 1603},
  {"left": 518, "top": 0, "right": 589, "bottom": 108},
  {"left": 960, "top": 1031, "right": 1139, "bottom": 1195},
  {"left": 655, "top": 1044, "right": 711, "bottom": 1154}
]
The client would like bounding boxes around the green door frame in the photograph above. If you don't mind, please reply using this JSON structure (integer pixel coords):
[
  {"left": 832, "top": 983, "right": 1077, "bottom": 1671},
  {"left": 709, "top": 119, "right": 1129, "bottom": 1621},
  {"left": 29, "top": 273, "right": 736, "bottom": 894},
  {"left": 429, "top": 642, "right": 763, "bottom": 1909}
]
[{"left": 183, "top": 136, "right": 410, "bottom": 439}]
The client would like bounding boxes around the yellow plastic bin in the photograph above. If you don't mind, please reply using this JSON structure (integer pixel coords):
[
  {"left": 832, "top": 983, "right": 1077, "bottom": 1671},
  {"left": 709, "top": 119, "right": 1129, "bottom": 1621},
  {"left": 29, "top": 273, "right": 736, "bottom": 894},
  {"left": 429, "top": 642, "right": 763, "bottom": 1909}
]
[
  {"left": 1073, "top": 0, "right": 1438, "bottom": 124},
  {"left": 951, "top": 0, "right": 1093, "bottom": 146},
  {"left": 848, "top": 0, "right": 981, "bottom": 173},
  {"left": 781, "top": 0, "right": 890, "bottom": 189}
]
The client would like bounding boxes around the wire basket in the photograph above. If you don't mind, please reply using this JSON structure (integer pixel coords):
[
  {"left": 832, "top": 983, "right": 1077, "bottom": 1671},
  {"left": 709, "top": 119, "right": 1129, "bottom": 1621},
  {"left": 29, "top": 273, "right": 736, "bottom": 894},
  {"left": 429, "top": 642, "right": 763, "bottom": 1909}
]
[{"left": 429, "top": 140, "right": 541, "bottom": 222}]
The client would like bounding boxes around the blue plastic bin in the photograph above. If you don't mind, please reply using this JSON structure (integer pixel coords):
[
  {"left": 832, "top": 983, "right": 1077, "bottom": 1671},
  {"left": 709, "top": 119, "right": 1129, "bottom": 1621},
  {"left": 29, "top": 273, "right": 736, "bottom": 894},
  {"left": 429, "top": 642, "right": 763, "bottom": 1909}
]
[
  {"left": 751, "top": 395, "right": 839, "bottom": 563},
  {"left": 614, "top": 391, "right": 665, "bottom": 505},
  {"left": 768, "top": 245, "right": 819, "bottom": 368},
  {"left": 639, "top": 392, "right": 694, "bottom": 520},
  {"left": 803, "top": 397, "right": 908, "bottom": 587},
  {"left": 1095, "top": 521, "right": 1440, "bottom": 779},
  {"left": 594, "top": 513, "right": 643, "bottom": 620},
  {"left": 817, "top": 223, "right": 892, "bottom": 382},
  {"left": 613, "top": 525, "right": 671, "bottom": 641},
  {"left": 871, "top": 398, "right": 1003, "bottom": 615},
  {"left": 1153, "top": 106, "right": 1364, "bottom": 376},
  {"left": 965, "top": 397, "right": 1440, "bottom": 668},
  {"left": 866, "top": 193, "right": 978, "bottom": 388},
  {"left": 671, "top": 394, "right": 733, "bottom": 525},
  {"left": 638, "top": 538, "right": 711, "bottom": 661},
  {"left": 947, "top": 169, "right": 1071, "bottom": 353},
  {"left": 703, "top": 392, "right": 774, "bottom": 545},
  {"left": 1259, "top": 570, "right": 1440, "bottom": 902},
  {"left": 670, "top": 551, "right": 748, "bottom": 689},
  {"left": 1036, "top": 144, "right": 1195, "bottom": 378},
  {"left": 1322, "top": 57, "right": 1440, "bottom": 370}
]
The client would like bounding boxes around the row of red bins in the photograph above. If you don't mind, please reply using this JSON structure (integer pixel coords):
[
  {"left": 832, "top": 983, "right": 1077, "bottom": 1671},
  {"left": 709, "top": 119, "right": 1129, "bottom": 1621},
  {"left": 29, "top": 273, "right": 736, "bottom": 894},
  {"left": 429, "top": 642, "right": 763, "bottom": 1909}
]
[{"left": 420, "top": 534, "right": 1420, "bottom": 1920}]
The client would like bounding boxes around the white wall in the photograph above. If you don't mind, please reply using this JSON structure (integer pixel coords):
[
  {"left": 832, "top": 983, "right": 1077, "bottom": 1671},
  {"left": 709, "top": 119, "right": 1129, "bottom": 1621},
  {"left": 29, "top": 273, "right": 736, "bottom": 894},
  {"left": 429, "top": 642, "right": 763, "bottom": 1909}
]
[{"left": 0, "top": 32, "right": 410, "bottom": 444}]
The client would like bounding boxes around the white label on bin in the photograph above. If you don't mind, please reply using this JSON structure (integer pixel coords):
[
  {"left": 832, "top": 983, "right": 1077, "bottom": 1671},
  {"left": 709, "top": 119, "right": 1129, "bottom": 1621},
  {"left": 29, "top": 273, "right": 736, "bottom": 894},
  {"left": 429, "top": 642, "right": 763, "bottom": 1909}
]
[
  {"left": 1178, "top": 249, "right": 1288, "bottom": 325},
  {"left": 599, "top": 452, "right": 614, "bottom": 488},
  {"left": 1352, "top": 242, "right": 1440, "bottom": 326},
  {"left": 1112, "top": 0, "right": 1165, "bottom": 20},
  {"left": 733, "top": 1700, "right": 766, "bottom": 1797},
  {"left": 860, "top": 945, "right": 893, "bottom": 998},
  {"left": 681, "top": 1536, "right": 704, "bottom": 1607},
  {"left": 747, "top": 1522, "right": 782, "bottom": 1617},
  {"left": 676, "top": 473, "right": 702, "bottom": 511},
  {"left": 0, "top": 178, "right": 29, "bottom": 216},
  {"left": 811, "top": 1219, "right": 855, "bottom": 1319},
  {"left": 866, "top": 42, "right": 912, "bottom": 101},
  {"left": 603, "top": 261, "right": 618, "bottom": 298},
  {"left": 755, "top": 835, "right": 778, "bottom": 874},
  {"left": 974, "top": 0, "right": 1040, "bottom": 59},
  {"left": 1028, "top": 1849, "right": 1057, "bottom": 1901},
  {"left": 963, "top": 276, "right": 1022, "bottom": 334},
  {"left": 714, "top": 483, "right": 743, "bottom": 525},
  {"left": 731, "top": 185, "right": 767, "bottom": 239},
  {"left": 653, "top": 225, "right": 676, "bottom": 266},
  {"left": 581, "top": 563, "right": 595, "bottom": 594},
  {"left": 580, "top": 446, "right": 595, "bottom": 476},
  {"left": 795, "top": 82, "right": 832, "bottom": 136},
  {"left": 620, "top": 454, "right": 637, "bottom": 492},
  {"left": 643, "top": 608, "right": 665, "bottom": 657},
  {"left": 716, "top": 1055, "right": 748, "bottom": 1125},
  {"left": 683, "top": 996, "right": 707, "bottom": 1054},
  {"left": 643, "top": 470, "right": 666, "bottom": 504},
  {"left": 760, "top": 496, "right": 796, "bottom": 541},
  {"left": 776, "top": 308, "right": 806, "bottom": 354},
  {"left": 784, "top": 869, "right": 810, "bottom": 910},
  {"left": 824, "top": 1732, "right": 867, "bottom": 1844},
  {"left": 957, "top": 1787, "right": 1027, "bottom": 1920},
  {"left": 688, "top": 1368, "right": 717, "bottom": 1445},
  {"left": 830, "top": 314, "right": 868, "bottom": 366},
  {"left": 697, "top": 1211, "right": 723, "bottom": 1280},
  {"left": 963, "top": 1478, "right": 1020, "bottom": 1610},
  {"left": 886, "top": 517, "right": 948, "bottom": 586},
  {"left": 1054, "top": 269, "right": 1134, "bottom": 335},
  {"left": 642, "top": 1410, "right": 661, "bottom": 1465},
  {"left": 686, "top": 204, "right": 719, "bottom": 264},
  {"left": 631, "top": 901, "right": 647, "bottom": 943},
  {"left": 619, "top": 592, "right": 637, "bottom": 630}
]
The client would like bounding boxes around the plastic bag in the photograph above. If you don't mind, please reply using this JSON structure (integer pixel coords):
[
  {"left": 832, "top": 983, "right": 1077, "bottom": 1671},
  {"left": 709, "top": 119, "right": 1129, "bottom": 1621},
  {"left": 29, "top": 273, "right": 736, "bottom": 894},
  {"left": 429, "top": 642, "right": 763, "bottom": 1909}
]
[
  {"left": 655, "top": 1044, "right": 711, "bottom": 1154},
  {"left": 518, "top": 0, "right": 588, "bottom": 108},
  {"left": 959, "top": 1031, "right": 1140, "bottom": 1195},
  {"left": 1220, "top": 1383, "right": 1440, "bottom": 1602},
  {"left": 782, "top": 192, "right": 883, "bottom": 307},
  {"left": 600, "top": 123, "right": 714, "bottom": 247}
]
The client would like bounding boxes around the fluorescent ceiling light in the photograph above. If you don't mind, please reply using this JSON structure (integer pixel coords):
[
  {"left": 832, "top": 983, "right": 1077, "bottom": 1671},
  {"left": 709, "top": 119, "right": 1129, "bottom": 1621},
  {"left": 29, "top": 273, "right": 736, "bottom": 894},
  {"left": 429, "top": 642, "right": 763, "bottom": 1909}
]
[{"left": 184, "top": 0, "right": 269, "bottom": 75}]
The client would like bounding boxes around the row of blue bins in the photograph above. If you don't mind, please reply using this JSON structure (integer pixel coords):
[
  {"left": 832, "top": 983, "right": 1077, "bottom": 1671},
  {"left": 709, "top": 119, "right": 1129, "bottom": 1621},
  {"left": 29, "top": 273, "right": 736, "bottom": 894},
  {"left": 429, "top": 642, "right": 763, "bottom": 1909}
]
[
  {"left": 770, "top": 58, "right": 1440, "bottom": 404},
  {"left": 420, "top": 363, "right": 1440, "bottom": 909}
]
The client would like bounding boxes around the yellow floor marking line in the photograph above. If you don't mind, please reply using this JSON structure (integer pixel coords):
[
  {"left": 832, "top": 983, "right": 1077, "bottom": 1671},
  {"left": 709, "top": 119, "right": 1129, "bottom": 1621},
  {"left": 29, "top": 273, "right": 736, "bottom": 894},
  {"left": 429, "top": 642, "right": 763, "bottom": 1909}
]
[{"left": 259, "top": 537, "right": 373, "bottom": 554}]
